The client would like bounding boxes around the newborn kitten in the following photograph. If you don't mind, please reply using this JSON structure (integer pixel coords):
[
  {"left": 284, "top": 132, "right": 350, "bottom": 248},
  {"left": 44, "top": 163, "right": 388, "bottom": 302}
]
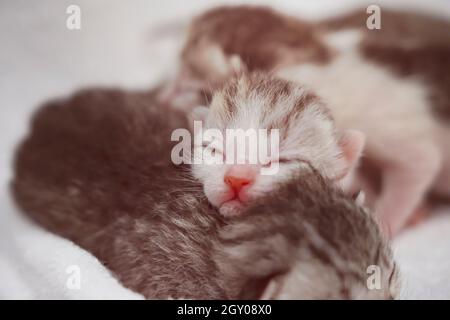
[
  {"left": 218, "top": 170, "right": 400, "bottom": 299},
  {"left": 181, "top": 6, "right": 330, "bottom": 83},
  {"left": 189, "top": 72, "right": 365, "bottom": 217},
  {"left": 12, "top": 88, "right": 226, "bottom": 299},
  {"left": 12, "top": 87, "right": 399, "bottom": 299},
  {"left": 159, "top": 5, "right": 329, "bottom": 110},
  {"left": 173, "top": 5, "right": 450, "bottom": 235}
]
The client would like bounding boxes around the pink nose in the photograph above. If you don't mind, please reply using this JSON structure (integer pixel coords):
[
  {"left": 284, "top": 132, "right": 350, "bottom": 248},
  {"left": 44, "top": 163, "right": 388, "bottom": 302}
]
[
  {"left": 224, "top": 176, "right": 252, "bottom": 192},
  {"left": 224, "top": 165, "right": 256, "bottom": 193}
]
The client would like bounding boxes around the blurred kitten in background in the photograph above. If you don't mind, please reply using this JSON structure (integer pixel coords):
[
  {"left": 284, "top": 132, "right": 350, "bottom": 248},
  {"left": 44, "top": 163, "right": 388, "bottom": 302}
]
[{"left": 165, "top": 6, "right": 450, "bottom": 236}]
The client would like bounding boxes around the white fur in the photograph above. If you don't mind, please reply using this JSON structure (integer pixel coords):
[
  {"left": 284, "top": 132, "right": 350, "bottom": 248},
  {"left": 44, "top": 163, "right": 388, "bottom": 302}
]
[{"left": 277, "top": 30, "right": 437, "bottom": 148}]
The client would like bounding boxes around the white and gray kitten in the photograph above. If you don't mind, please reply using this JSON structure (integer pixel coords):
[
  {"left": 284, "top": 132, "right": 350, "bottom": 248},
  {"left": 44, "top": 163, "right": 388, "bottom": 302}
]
[{"left": 189, "top": 72, "right": 364, "bottom": 218}]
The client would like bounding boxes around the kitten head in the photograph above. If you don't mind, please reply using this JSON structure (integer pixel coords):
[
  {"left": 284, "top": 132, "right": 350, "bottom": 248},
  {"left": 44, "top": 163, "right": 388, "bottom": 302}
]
[
  {"left": 190, "top": 73, "right": 365, "bottom": 216},
  {"left": 214, "top": 171, "right": 400, "bottom": 299},
  {"left": 159, "top": 6, "right": 330, "bottom": 109}
]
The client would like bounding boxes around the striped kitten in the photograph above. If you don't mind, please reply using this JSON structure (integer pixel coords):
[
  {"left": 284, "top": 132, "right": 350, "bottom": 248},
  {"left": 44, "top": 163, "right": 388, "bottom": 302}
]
[
  {"left": 217, "top": 169, "right": 399, "bottom": 299},
  {"left": 12, "top": 87, "right": 398, "bottom": 299},
  {"left": 190, "top": 72, "right": 365, "bottom": 217}
]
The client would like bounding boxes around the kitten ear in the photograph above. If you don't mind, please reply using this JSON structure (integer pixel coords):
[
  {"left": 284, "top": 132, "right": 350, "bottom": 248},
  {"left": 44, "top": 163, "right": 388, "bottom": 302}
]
[
  {"left": 258, "top": 275, "right": 285, "bottom": 300},
  {"left": 188, "top": 106, "right": 209, "bottom": 133},
  {"left": 229, "top": 54, "right": 245, "bottom": 73},
  {"left": 338, "top": 129, "right": 365, "bottom": 177},
  {"left": 190, "top": 106, "right": 209, "bottom": 121},
  {"left": 238, "top": 274, "right": 286, "bottom": 300},
  {"left": 203, "top": 45, "right": 245, "bottom": 77},
  {"left": 204, "top": 45, "right": 231, "bottom": 77}
]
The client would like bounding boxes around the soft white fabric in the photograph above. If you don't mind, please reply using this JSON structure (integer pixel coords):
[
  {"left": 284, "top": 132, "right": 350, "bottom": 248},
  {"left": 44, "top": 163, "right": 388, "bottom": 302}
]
[
  {"left": 1, "top": 0, "right": 449, "bottom": 300},
  {"left": 0, "top": 189, "right": 143, "bottom": 299}
]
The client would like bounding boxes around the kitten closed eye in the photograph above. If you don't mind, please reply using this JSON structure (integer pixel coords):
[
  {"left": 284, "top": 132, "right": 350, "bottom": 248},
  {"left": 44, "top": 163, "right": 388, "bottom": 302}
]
[{"left": 263, "top": 158, "right": 310, "bottom": 167}]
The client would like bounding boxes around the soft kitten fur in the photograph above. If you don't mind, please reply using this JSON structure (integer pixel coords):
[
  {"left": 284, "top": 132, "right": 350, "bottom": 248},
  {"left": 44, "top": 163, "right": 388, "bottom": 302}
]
[
  {"left": 12, "top": 87, "right": 398, "bottom": 299},
  {"left": 190, "top": 72, "right": 364, "bottom": 217},
  {"left": 172, "top": 5, "right": 450, "bottom": 235}
]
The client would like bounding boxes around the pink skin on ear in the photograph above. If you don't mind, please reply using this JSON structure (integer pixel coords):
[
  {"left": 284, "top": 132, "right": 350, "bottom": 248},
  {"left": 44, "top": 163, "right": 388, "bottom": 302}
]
[
  {"left": 339, "top": 130, "right": 366, "bottom": 172},
  {"left": 336, "top": 130, "right": 366, "bottom": 193},
  {"left": 337, "top": 130, "right": 440, "bottom": 237}
]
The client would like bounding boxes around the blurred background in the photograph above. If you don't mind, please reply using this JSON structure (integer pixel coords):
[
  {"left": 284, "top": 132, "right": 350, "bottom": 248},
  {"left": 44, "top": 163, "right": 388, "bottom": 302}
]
[{"left": 1, "top": 0, "right": 450, "bottom": 299}]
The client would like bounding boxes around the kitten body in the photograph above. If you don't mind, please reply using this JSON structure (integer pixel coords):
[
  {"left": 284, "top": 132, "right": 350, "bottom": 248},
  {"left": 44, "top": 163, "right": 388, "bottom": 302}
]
[{"left": 12, "top": 87, "right": 398, "bottom": 299}]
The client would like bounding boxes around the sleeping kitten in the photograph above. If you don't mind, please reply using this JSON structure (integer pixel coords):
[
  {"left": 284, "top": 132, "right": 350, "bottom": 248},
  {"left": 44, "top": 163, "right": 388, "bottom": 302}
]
[
  {"left": 12, "top": 87, "right": 399, "bottom": 299},
  {"left": 218, "top": 170, "right": 399, "bottom": 299},
  {"left": 170, "top": 5, "right": 450, "bottom": 235},
  {"left": 189, "top": 72, "right": 365, "bottom": 217},
  {"left": 158, "top": 5, "right": 329, "bottom": 110}
]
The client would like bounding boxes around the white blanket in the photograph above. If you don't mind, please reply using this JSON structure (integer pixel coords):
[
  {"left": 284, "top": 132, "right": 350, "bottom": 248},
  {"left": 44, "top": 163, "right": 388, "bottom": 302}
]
[
  {"left": 0, "top": 188, "right": 142, "bottom": 299},
  {"left": 1, "top": 0, "right": 449, "bottom": 300}
]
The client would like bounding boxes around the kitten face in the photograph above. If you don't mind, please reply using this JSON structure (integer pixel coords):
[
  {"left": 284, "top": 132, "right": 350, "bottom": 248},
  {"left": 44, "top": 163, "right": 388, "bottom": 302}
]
[
  {"left": 271, "top": 246, "right": 400, "bottom": 299},
  {"left": 191, "top": 73, "right": 362, "bottom": 217}
]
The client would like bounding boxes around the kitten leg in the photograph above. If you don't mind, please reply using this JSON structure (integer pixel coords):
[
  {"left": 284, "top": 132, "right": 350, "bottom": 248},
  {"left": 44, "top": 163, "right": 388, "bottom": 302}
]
[
  {"left": 405, "top": 203, "right": 432, "bottom": 228},
  {"left": 432, "top": 142, "right": 450, "bottom": 198},
  {"left": 375, "top": 144, "right": 441, "bottom": 237}
]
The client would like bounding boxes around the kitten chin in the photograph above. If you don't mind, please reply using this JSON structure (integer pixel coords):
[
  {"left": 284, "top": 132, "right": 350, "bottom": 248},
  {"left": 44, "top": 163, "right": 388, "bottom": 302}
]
[{"left": 218, "top": 199, "right": 245, "bottom": 217}]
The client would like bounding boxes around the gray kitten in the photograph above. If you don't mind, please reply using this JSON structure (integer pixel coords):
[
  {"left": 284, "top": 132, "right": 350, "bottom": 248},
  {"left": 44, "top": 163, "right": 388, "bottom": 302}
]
[{"left": 12, "top": 87, "right": 399, "bottom": 299}]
